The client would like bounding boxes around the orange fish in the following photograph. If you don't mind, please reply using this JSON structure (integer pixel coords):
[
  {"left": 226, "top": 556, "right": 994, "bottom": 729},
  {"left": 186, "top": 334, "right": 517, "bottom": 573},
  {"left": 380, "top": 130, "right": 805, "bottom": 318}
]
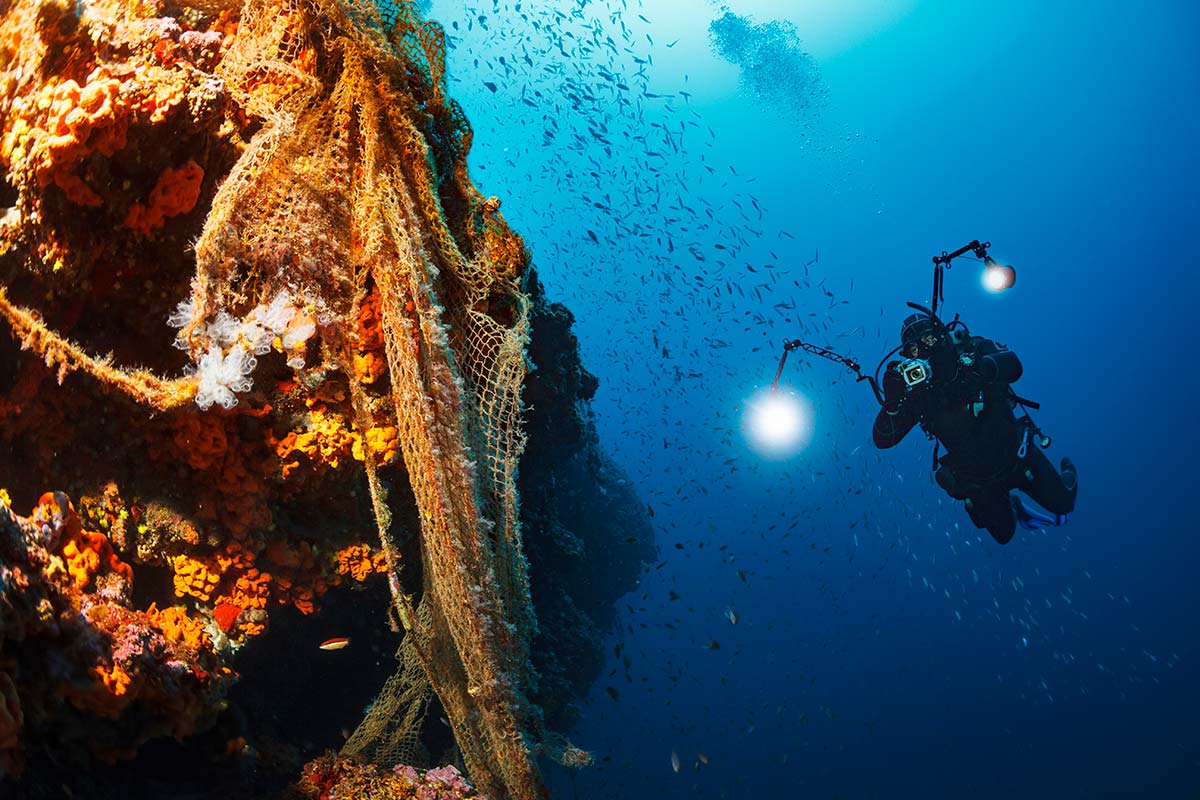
[{"left": 319, "top": 637, "right": 350, "bottom": 651}]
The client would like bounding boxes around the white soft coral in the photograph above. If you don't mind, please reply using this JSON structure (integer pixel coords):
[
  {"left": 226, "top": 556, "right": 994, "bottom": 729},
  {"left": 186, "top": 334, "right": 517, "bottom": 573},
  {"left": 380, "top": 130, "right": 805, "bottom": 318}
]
[
  {"left": 169, "top": 285, "right": 323, "bottom": 409},
  {"left": 241, "top": 290, "right": 298, "bottom": 355},
  {"left": 194, "top": 343, "right": 256, "bottom": 410}
]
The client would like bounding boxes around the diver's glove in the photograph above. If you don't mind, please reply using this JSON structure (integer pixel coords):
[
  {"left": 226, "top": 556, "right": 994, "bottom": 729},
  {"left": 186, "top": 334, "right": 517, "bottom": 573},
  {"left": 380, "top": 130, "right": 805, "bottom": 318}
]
[{"left": 882, "top": 361, "right": 907, "bottom": 414}]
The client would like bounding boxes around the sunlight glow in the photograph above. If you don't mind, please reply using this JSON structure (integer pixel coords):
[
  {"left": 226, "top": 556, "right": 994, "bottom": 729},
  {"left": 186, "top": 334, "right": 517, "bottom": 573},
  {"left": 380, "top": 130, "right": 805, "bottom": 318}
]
[{"left": 743, "top": 386, "right": 812, "bottom": 458}]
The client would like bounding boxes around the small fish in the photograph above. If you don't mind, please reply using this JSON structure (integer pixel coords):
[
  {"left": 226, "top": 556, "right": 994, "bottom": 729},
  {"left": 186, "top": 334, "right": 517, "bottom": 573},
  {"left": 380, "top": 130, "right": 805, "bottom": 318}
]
[
  {"left": 725, "top": 606, "right": 739, "bottom": 625},
  {"left": 606, "top": 686, "right": 620, "bottom": 702},
  {"left": 670, "top": 750, "right": 681, "bottom": 773},
  {"left": 706, "top": 640, "right": 721, "bottom": 650},
  {"left": 319, "top": 637, "right": 350, "bottom": 651},
  {"left": 697, "top": 752, "right": 709, "bottom": 765}
]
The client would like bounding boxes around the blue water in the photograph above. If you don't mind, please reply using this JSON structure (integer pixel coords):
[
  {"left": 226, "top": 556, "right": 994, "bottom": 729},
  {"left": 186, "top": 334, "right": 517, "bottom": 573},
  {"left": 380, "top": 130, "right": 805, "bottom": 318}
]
[{"left": 432, "top": 1, "right": 1199, "bottom": 796}]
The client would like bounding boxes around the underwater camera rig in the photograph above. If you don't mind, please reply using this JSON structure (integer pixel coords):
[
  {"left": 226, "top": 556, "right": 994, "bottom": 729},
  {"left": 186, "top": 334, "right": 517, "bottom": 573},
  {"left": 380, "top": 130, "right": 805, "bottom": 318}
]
[{"left": 769, "top": 238, "right": 1045, "bottom": 448}]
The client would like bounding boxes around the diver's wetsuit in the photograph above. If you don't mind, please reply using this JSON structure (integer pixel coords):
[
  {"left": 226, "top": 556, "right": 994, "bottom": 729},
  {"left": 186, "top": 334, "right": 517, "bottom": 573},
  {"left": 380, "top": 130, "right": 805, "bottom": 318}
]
[{"left": 872, "top": 336, "right": 1077, "bottom": 544}]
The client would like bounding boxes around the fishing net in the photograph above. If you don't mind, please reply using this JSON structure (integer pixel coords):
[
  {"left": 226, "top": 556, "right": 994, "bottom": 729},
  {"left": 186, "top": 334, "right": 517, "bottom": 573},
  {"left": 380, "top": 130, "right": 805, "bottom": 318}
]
[
  {"left": 0, "top": 0, "right": 553, "bottom": 796},
  {"left": 194, "top": 2, "right": 547, "bottom": 796}
]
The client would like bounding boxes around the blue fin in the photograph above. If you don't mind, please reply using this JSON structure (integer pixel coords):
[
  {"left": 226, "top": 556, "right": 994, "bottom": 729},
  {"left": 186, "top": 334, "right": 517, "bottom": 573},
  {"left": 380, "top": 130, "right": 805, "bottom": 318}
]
[{"left": 1011, "top": 495, "right": 1069, "bottom": 531}]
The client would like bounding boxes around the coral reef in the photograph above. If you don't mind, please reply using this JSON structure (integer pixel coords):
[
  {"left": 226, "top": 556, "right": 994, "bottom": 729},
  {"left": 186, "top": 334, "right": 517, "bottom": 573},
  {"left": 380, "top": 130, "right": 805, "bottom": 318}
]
[
  {"left": 0, "top": 491, "right": 231, "bottom": 779},
  {"left": 0, "top": 0, "right": 654, "bottom": 796},
  {"left": 0, "top": 0, "right": 407, "bottom": 768},
  {"left": 293, "top": 754, "right": 484, "bottom": 800}
]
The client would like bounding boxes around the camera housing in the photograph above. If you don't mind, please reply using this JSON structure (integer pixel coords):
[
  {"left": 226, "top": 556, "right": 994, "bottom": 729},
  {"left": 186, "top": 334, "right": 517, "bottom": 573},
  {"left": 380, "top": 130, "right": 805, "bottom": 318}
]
[{"left": 900, "top": 358, "right": 931, "bottom": 388}]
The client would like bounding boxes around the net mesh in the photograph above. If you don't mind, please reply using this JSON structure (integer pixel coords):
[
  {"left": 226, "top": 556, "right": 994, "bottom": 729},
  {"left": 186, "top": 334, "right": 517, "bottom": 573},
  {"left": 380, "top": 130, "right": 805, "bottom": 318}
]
[{"left": 192, "top": 2, "right": 548, "bottom": 796}]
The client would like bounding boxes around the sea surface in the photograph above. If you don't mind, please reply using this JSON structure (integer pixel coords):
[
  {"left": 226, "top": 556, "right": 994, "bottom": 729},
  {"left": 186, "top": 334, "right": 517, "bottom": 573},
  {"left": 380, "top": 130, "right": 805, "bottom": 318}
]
[{"left": 428, "top": 1, "right": 1200, "bottom": 797}]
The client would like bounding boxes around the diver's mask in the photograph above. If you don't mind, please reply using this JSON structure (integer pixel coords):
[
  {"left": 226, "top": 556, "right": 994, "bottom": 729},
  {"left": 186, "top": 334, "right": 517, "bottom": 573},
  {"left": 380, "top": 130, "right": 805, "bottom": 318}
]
[
  {"left": 905, "top": 331, "right": 941, "bottom": 358},
  {"left": 899, "top": 332, "right": 946, "bottom": 389}
]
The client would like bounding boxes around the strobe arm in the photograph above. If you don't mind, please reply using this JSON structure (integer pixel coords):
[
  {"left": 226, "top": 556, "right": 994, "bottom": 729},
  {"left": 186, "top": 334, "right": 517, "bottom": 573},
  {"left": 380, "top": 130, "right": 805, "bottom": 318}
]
[
  {"left": 932, "top": 239, "right": 990, "bottom": 266},
  {"left": 772, "top": 339, "right": 885, "bottom": 406},
  {"left": 930, "top": 239, "right": 991, "bottom": 316}
]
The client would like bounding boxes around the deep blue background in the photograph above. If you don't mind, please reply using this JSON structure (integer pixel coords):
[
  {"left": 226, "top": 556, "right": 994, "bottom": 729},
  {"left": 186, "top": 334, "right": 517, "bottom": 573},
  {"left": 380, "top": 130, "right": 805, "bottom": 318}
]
[{"left": 429, "top": 0, "right": 1199, "bottom": 796}]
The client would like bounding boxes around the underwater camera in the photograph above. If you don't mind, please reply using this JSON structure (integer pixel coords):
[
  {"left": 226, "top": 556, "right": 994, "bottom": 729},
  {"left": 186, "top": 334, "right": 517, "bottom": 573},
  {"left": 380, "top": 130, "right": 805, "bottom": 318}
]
[{"left": 900, "top": 358, "right": 931, "bottom": 388}]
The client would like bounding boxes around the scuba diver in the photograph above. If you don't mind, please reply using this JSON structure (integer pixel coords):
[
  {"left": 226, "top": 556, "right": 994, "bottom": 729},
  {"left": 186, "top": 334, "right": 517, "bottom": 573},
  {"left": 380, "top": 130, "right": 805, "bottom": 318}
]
[
  {"left": 766, "top": 241, "right": 1076, "bottom": 544},
  {"left": 872, "top": 311, "right": 1077, "bottom": 544}
]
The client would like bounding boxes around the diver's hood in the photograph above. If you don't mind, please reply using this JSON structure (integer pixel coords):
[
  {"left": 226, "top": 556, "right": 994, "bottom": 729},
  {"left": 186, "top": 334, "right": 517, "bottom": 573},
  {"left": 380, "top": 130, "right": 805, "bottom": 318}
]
[{"left": 900, "top": 312, "right": 938, "bottom": 346}]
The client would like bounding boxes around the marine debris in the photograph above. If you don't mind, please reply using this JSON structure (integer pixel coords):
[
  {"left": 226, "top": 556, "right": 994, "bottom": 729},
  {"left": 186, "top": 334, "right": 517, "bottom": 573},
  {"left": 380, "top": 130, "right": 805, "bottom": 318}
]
[{"left": 0, "top": 0, "right": 642, "bottom": 797}]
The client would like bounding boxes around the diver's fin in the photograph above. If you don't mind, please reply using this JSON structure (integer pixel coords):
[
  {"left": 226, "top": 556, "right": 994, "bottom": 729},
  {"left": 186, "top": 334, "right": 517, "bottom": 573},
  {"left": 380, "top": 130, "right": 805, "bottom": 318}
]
[{"left": 1011, "top": 494, "right": 1069, "bottom": 531}]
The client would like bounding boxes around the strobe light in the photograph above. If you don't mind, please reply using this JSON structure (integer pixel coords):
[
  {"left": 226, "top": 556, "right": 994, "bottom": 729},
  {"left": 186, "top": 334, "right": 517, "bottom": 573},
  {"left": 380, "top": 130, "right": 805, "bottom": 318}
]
[
  {"left": 743, "top": 386, "right": 812, "bottom": 458},
  {"left": 982, "top": 256, "right": 1016, "bottom": 293}
]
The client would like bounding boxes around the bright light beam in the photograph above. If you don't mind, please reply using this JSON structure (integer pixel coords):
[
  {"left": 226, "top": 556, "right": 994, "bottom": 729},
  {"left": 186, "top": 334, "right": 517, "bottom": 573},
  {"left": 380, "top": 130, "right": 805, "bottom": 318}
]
[
  {"left": 743, "top": 386, "right": 812, "bottom": 459},
  {"left": 982, "top": 262, "right": 1016, "bottom": 293}
]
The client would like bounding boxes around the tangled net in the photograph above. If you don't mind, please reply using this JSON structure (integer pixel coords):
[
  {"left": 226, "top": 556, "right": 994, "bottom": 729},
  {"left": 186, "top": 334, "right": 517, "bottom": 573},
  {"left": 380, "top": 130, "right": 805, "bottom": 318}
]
[{"left": 0, "top": 0, "right": 560, "bottom": 796}]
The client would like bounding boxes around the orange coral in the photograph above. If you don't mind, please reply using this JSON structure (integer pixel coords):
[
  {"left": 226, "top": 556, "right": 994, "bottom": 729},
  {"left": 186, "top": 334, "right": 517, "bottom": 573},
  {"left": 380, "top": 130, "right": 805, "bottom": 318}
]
[
  {"left": 97, "top": 664, "right": 132, "bottom": 697},
  {"left": 219, "top": 541, "right": 255, "bottom": 573},
  {"left": 171, "top": 553, "right": 223, "bottom": 603},
  {"left": 2, "top": 69, "right": 127, "bottom": 206},
  {"left": 156, "top": 412, "right": 271, "bottom": 541},
  {"left": 64, "top": 664, "right": 135, "bottom": 719},
  {"left": 228, "top": 567, "right": 271, "bottom": 610},
  {"left": 275, "top": 406, "right": 359, "bottom": 478},
  {"left": 125, "top": 65, "right": 189, "bottom": 124},
  {"left": 353, "top": 288, "right": 388, "bottom": 384},
  {"left": 123, "top": 160, "right": 205, "bottom": 235},
  {"left": 170, "top": 412, "right": 229, "bottom": 470},
  {"left": 263, "top": 539, "right": 327, "bottom": 615},
  {"left": 264, "top": 538, "right": 302, "bottom": 569},
  {"left": 356, "top": 288, "right": 385, "bottom": 349},
  {"left": 147, "top": 604, "right": 212, "bottom": 651},
  {"left": 216, "top": 454, "right": 271, "bottom": 540},
  {"left": 353, "top": 350, "right": 387, "bottom": 384},
  {"left": 35, "top": 492, "right": 133, "bottom": 592},
  {"left": 279, "top": 582, "right": 318, "bottom": 615},
  {"left": 335, "top": 544, "right": 389, "bottom": 583},
  {"left": 353, "top": 425, "right": 399, "bottom": 465},
  {"left": 240, "top": 621, "right": 266, "bottom": 638}
]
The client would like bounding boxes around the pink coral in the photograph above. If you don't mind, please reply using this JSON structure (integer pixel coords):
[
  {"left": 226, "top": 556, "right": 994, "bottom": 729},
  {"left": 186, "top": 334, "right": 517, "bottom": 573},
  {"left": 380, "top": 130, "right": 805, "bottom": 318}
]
[
  {"left": 301, "top": 756, "right": 484, "bottom": 799},
  {"left": 425, "top": 765, "right": 474, "bottom": 794}
]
